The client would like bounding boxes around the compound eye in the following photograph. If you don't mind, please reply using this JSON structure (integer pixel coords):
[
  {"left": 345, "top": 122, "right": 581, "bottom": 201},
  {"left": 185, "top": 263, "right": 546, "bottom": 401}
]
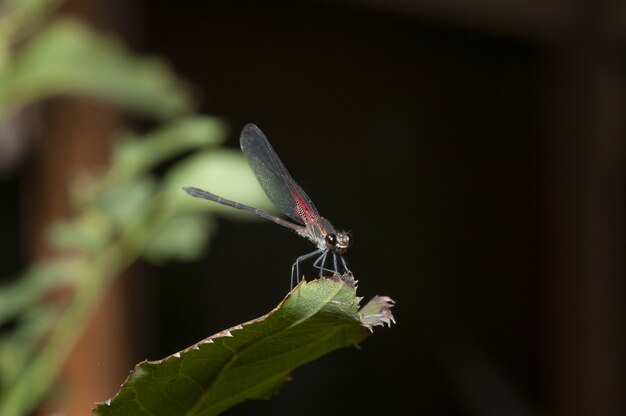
[
  {"left": 345, "top": 233, "right": 353, "bottom": 247},
  {"left": 325, "top": 233, "right": 337, "bottom": 246}
]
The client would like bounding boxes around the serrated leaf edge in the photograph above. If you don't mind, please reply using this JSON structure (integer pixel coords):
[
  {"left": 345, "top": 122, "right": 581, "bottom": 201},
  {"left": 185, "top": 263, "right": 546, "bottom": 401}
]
[{"left": 93, "top": 276, "right": 363, "bottom": 414}]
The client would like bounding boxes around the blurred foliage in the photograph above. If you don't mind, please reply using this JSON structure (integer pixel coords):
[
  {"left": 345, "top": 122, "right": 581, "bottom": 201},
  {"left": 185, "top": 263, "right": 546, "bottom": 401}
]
[
  {"left": 0, "top": 1, "right": 272, "bottom": 415},
  {"left": 0, "top": 4, "right": 192, "bottom": 119}
]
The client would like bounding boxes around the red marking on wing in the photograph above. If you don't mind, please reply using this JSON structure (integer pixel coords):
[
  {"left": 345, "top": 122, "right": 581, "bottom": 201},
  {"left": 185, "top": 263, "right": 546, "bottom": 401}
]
[{"left": 289, "top": 184, "right": 318, "bottom": 223}]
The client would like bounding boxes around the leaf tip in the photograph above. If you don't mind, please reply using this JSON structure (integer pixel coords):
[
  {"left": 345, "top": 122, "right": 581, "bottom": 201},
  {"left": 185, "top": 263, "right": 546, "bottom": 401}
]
[
  {"left": 336, "top": 271, "right": 358, "bottom": 288},
  {"left": 359, "top": 295, "right": 396, "bottom": 331}
]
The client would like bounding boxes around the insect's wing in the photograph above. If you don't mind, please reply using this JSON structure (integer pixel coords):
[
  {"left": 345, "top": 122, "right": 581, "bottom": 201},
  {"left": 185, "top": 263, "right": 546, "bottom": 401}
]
[{"left": 240, "top": 124, "right": 319, "bottom": 224}]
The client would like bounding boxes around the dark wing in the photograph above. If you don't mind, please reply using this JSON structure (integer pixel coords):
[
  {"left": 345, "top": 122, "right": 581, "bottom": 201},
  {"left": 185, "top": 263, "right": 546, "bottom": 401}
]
[{"left": 239, "top": 124, "right": 319, "bottom": 225}]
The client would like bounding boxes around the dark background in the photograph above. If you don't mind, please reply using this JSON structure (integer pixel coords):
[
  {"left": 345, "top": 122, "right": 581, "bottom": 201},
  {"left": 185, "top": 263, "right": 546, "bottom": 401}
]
[
  {"left": 150, "top": 3, "right": 537, "bottom": 415},
  {"left": 143, "top": 1, "right": 623, "bottom": 415},
  {"left": 3, "top": 1, "right": 625, "bottom": 415}
]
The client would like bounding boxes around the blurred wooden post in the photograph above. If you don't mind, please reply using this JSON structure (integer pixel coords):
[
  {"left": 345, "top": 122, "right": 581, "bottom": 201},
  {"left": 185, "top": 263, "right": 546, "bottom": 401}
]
[
  {"left": 538, "top": 2, "right": 625, "bottom": 415},
  {"left": 27, "top": 99, "right": 130, "bottom": 415},
  {"left": 24, "top": 2, "right": 133, "bottom": 414}
]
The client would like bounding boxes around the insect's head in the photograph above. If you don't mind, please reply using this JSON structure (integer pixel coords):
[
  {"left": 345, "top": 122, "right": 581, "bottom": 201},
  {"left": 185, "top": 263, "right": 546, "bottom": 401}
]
[{"left": 325, "top": 231, "right": 352, "bottom": 252}]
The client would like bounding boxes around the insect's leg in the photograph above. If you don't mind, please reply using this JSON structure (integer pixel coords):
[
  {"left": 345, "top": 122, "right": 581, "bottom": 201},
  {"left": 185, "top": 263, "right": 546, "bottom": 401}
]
[
  {"left": 313, "top": 251, "right": 325, "bottom": 269},
  {"left": 291, "top": 262, "right": 297, "bottom": 289},
  {"left": 314, "top": 250, "right": 341, "bottom": 275},
  {"left": 317, "top": 252, "right": 328, "bottom": 277},
  {"left": 340, "top": 255, "right": 349, "bottom": 274},
  {"left": 291, "top": 249, "right": 323, "bottom": 288},
  {"left": 332, "top": 252, "right": 339, "bottom": 276}
]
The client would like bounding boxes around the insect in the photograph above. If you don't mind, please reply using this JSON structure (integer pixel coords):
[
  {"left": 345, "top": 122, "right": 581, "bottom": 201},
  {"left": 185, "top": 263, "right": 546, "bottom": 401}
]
[{"left": 184, "top": 123, "right": 352, "bottom": 287}]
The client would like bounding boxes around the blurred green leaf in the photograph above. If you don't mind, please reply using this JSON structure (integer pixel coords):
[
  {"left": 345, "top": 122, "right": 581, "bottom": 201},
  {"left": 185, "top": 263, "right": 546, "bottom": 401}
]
[
  {"left": 143, "top": 214, "right": 215, "bottom": 263},
  {"left": 0, "top": 0, "right": 61, "bottom": 26},
  {"left": 47, "top": 213, "right": 112, "bottom": 252},
  {"left": 0, "top": 260, "right": 78, "bottom": 326},
  {"left": 163, "top": 149, "right": 275, "bottom": 216},
  {"left": 92, "top": 177, "right": 156, "bottom": 228},
  {"left": 113, "top": 116, "right": 227, "bottom": 179},
  {"left": 0, "top": 18, "right": 193, "bottom": 119},
  {"left": 0, "top": 0, "right": 53, "bottom": 18},
  {"left": 0, "top": 0, "right": 63, "bottom": 52},
  {"left": 0, "top": 303, "right": 60, "bottom": 388},
  {"left": 94, "top": 275, "right": 395, "bottom": 416}
]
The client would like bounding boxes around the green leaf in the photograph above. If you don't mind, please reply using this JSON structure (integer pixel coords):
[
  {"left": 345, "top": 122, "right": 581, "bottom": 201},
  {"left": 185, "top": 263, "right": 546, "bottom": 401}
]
[
  {"left": 0, "top": 303, "right": 61, "bottom": 388},
  {"left": 359, "top": 296, "right": 396, "bottom": 330},
  {"left": 0, "top": 0, "right": 57, "bottom": 21},
  {"left": 0, "top": 18, "right": 193, "bottom": 119},
  {"left": 113, "top": 116, "right": 227, "bottom": 179},
  {"left": 0, "top": 0, "right": 63, "bottom": 54},
  {"left": 163, "top": 149, "right": 275, "bottom": 216},
  {"left": 47, "top": 213, "right": 112, "bottom": 252},
  {"left": 93, "top": 275, "right": 395, "bottom": 416},
  {"left": 142, "top": 214, "right": 215, "bottom": 263},
  {"left": 91, "top": 177, "right": 156, "bottom": 228},
  {"left": 0, "top": 260, "right": 79, "bottom": 325}
]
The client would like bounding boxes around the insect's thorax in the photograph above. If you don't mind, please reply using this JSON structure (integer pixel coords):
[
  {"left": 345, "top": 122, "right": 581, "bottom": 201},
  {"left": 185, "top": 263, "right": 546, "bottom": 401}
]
[
  {"left": 298, "top": 217, "right": 335, "bottom": 249},
  {"left": 298, "top": 217, "right": 351, "bottom": 253}
]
